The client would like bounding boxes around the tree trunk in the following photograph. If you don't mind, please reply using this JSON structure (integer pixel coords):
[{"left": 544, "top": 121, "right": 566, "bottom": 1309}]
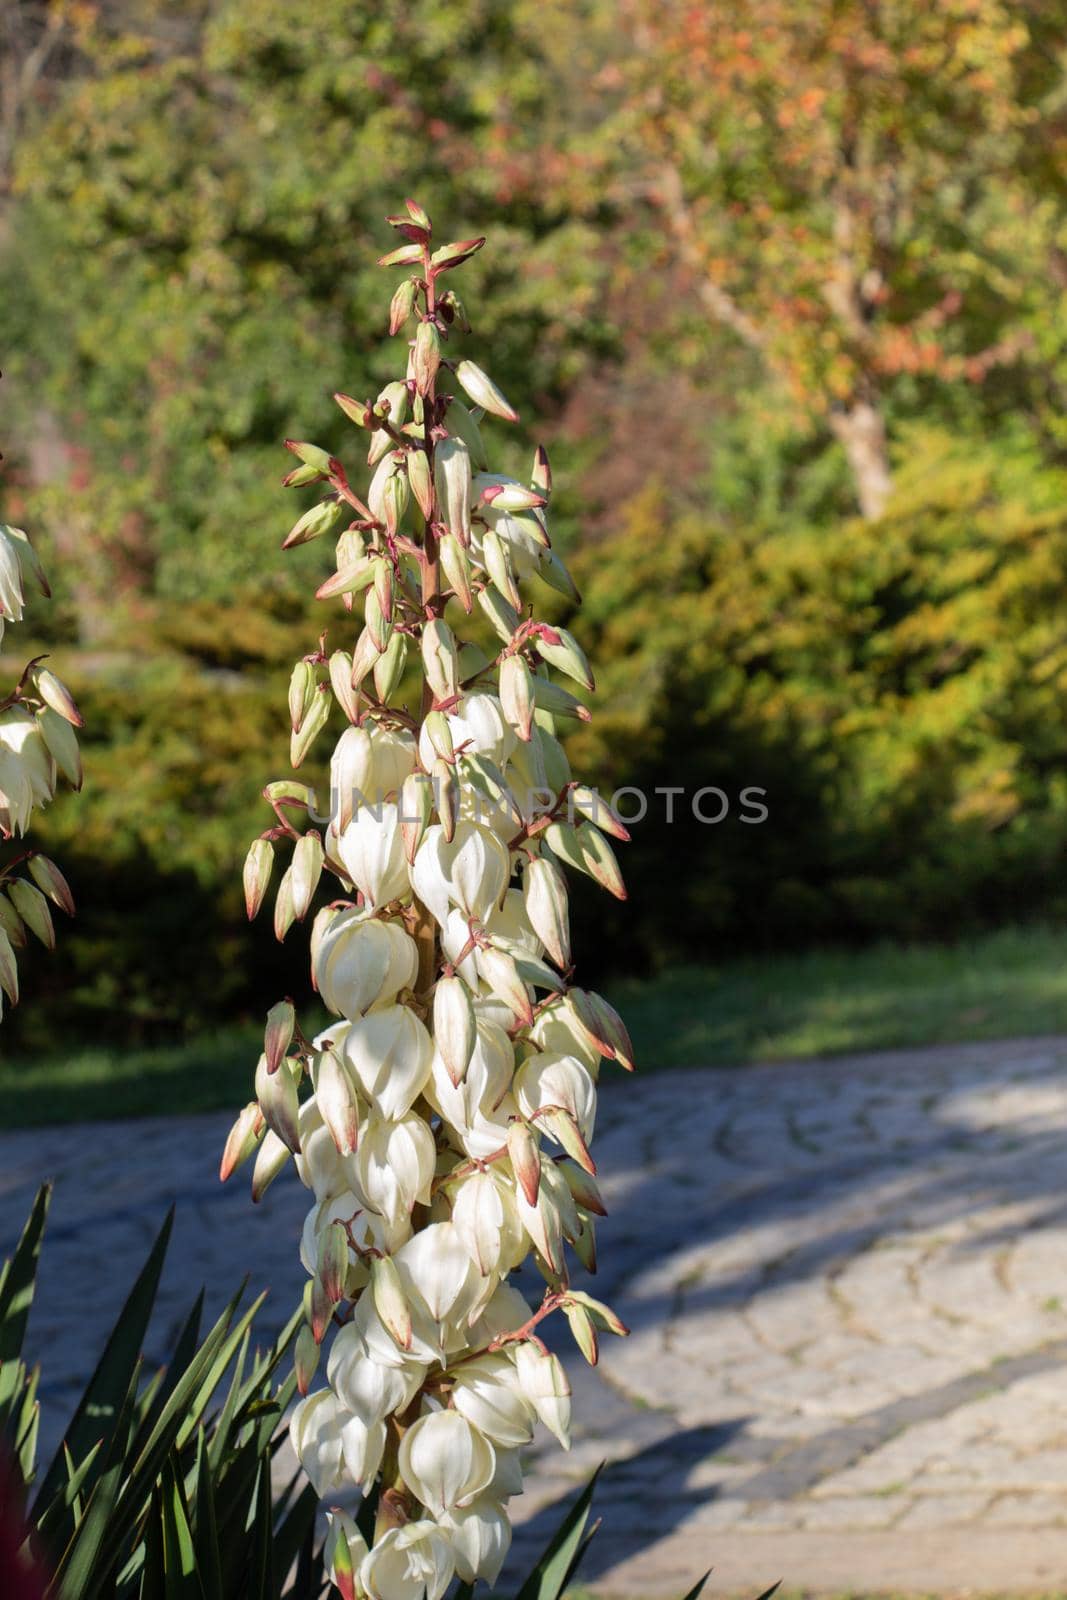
[{"left": 830, "top": 397, "right": 893, "bottom": 520}]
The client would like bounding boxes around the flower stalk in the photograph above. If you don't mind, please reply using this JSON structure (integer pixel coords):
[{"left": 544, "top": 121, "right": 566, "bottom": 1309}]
[{"left": 224, "top": 201, "right": 632, "bottom": 1599}]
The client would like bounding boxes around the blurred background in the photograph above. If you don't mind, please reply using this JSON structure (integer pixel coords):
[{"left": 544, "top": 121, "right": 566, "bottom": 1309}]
[{"left": 7, "top": 0, "right": 1067, "bottom": 1119}]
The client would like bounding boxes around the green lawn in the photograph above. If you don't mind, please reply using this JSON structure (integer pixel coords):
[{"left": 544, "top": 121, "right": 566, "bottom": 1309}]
[{"left": 5, "top": 925, "right": 1067, "bottom": 1129}]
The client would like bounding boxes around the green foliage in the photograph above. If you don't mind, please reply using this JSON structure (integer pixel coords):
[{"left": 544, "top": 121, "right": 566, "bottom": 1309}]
[
  {"left": 0, "top": 1185, "right": 324, "bottom": 1600},
  {"left": 3, "top": 0, "right": 612, "bottom": 611},
  {"left": 564, "top": 427, "right": 1067, "bottom": 972}
]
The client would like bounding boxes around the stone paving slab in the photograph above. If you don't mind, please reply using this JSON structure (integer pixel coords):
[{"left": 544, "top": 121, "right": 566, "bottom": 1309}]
[{"left": 6, "top": 1037, "right": 1067, "bottom": 1594}]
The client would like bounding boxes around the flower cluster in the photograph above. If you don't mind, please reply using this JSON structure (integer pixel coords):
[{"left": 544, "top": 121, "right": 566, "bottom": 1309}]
[
  {"left": 222, "top": 203, "right": 632, "bottom": 1599},
  {"left": 0, "top": 518, "right": 81, "bottom": 1018}
]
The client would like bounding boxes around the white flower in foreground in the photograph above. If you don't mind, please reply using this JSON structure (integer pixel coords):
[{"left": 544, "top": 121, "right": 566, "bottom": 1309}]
[
  {"left": 360, "top": 1521, "right": 454, "bottom": 1600},
  {"left": 515, "top": 1342, "right": 572, "bottom": 1449},
  {"left": 339, "top": 1410, "right": 387, "bottom": 1492},
  {"left": 342, "top": 1005, "right": 432, "bottom": 1120},
  {"left": 328, "top": 1321, "right": 424, "bottom": 1425},
  {"left": 336, "top": 801, "right": 409, "bottom": 906},
  {"left": 436, "top": 1495, "right": 512, "bottom": 1585},
  {"left": 313, "top": 908, "right": 418, "bottom": 1019},
  {"left": 398, "top": 1410, "right": 496, "bottom": 1514},
  {"left": 289, "top": 1388, "right": 348, "bottom": 1496},
  {"left": 410, "top": 821, "right": 509, "bottom": 927},
  {"left": 394, "top": 1222, "right": 483, "bottom": 1329},
  {"left": 450, "top": 1353, "right": 536, "bottom": 1447},
  {"left": 355, "top": 1112, "right": 435, "bottom": 1228}
]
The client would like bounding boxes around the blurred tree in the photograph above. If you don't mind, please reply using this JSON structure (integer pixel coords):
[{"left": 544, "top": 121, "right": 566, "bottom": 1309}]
[
  {"left": 2, "top": 0, "right": 613, "bottom": 625},
  {"left": 605, "top": 0, "right": 1056, "bottom": 516}
]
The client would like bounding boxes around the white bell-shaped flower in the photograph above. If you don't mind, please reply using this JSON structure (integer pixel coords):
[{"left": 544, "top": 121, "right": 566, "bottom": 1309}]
[
  {"left": 340, "top": 1410, "right": 386, "bottom": 1492},
  {"left": 514, "top": 1342, "right": 572, "bottom": 1449},
  {"left": 342, "top": 1006, "right": 432, "bottom": 1120},
  {"left": 426, "top": 1017, "right": 518, "bottom": 1161},
  {"left": 351, "top": 1286, "right": 443, "bottom": 1369},
  {"left": 293, "top": 1099, "right": 350, "bottom": 1203},
  {"left": 417, "top": 691, "right": 515, "bottom": 772},
  {"left": 313, "top": 908, "right": 418, "bottom": 1019},
  {"left": 356, "top": 1112, "right": 435, "bottom": 1227},
  {"left": 394, "top": 1221, "right": 482, "bottom": 1332},
  {"left": 398, "top": 1409, "right": 496, "bottom": 1514},
  {"left": 410, "top": 821, "right": 509, "bottom": 927},
  {"left": 366, "top": 723, "right": 417, "bottom": 796},
  {"left": 289, "top": 1388, "right": 348, "bottom": 1496},
  {"left": 450, "top": 1353, "right": 536, "bottom": 1447},
  {"left": 328, "top": 1321, "right": 424, "bottom": 1425},
  {"left": 336, "top": 801, "right": 409, "bottom": 907},
  {"left": 359, "top": 1521, "right": 455, "bottom": 1600},
  {"left": 435, "top": 1495, "right": 512, "bottom": 1585},
  {"left": 514, "top": 1051, "right": 597, "bottom": 1142},
  {"left": 450, "top": 1167, "right": 525, "bottom": 1277}
]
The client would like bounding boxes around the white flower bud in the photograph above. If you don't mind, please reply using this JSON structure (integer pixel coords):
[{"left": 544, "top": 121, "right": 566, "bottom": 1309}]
[
  {"left": 514, "top": 1343, "right": 572, "bottom": 1449},
  {"left": 398, "top": 1410, "right": 495, "bottom": 1514},
  {"left": 434, "top": 436, "right": 472, "bottom": 546},
  {"left": 454, "top": 359, "right": 518, "bottom": 423},
  {"left": 254, "top": 1053, "right": 301, "bottom": 1154},
  {"left": 421, "top": 619, "right": 460, "bottom": 703},
  {"left": 314, "top": 1048, "right": 360, "bottom": 1157},
  {"left": 330, "top": 726, "right": 375, "bottom": 830},
  {"left": 432, "top": 972, "right": 476, "bottom": 1087},
  {"left": 523, "top": 855, "right": 570, "bottom": 968}
]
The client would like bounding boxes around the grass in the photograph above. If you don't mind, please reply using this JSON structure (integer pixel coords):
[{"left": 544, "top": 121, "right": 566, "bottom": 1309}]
[
  {"left": 5, "top": 924, "right": 1067, "bottom": 1129},
  {"left": 611, "top": 923, "right": 1067, "bottom": 1070}
]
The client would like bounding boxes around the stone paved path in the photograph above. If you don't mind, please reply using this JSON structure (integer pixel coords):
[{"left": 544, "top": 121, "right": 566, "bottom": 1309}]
[{"left": 6, "top": 1038, "right": 1067, "bottom": 1594}]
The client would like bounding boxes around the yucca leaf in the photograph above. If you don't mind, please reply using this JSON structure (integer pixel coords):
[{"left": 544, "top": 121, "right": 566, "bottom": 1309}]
[
  {"left": 131, "top": 1290, "right": 204, "bottom": 1454},
  {"left": 34, "top": 1206, "right": 174, "bottom": 1519},
  {"left": 159, "top": 1458, "right": 198, "bottom": 1600},
  {"left": 0, "top": 1184, "right": 50, "bottom": 1445},
  {"left": 514, "top": 1467, "right": 602, "bottom": 1600},
  {"left": 0, "top": 1183, "right": 49, "bottom": 1361},
  {"left": 678, "top": 1576, "right": 711, "bottom": 1600},
  {"left": 270, "top": 1480, "right": 319, "bottom": 1593},
  {"left": 558, "top": 1515, "right": 601, "bottom": 1594},
  {"left": 205, "top": 1327, "right": 249, "bottom": 1476},
  {"left": 51, "top": 1452, "right": 126, "bottom": 1600},
  {"left": 13, "top": 1364, "right": 40, "bottom": 1483},
  {"left": 34, "top": 1440, "right": 102, "bottom": 1549},
  {"left": 247, "top": 1458, "right": 274, "bottom": 1600},
  {"left": 192, "top": 1429, "right": 223, "bottom": 1600},
  {"left": 67, "top": 1291, "right": 247, "bottom": 1599}
]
